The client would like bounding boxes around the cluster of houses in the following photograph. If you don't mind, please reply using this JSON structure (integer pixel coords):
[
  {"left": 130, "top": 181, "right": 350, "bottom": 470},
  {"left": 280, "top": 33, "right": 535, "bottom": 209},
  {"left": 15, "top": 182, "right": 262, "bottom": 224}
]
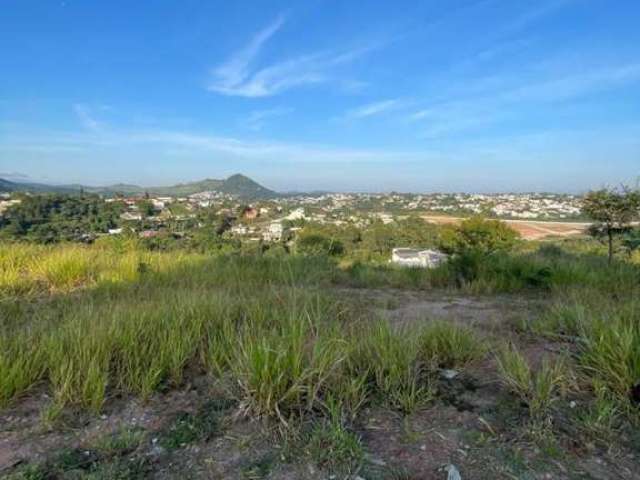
[
  {"left": 0, "top": 188, "right": 585, "bottom": 263},
  {"left": 0, "top": 196, "right": 21, "bottom": 216},
  {"left": 109, "top": 188, "right": 586, "bottom": 247},
  {"left": 281, "top": 192, "right": 584, "bottom": 220}
]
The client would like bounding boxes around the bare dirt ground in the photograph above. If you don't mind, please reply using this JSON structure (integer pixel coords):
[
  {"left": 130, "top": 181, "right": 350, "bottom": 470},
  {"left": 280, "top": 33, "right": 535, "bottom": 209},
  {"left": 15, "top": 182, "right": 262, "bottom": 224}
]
[
  {"left": 421, "top": 215, "right": 589, "bottom": 240},
  {"left": 336, "top": 287, "right": 542, "bottom": 331},
  {"left": 2, "top": 289, "right": 639, "bottom": 479}
]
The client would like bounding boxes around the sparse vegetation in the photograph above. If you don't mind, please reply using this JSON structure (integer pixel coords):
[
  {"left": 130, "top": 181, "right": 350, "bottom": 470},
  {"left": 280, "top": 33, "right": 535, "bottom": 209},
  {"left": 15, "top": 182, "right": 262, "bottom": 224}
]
[
  {"left": 496, "top": 345, "right": 568, "bottom": 422},
  {"left": 1, "top": 234, "right": 639, "bottom": 478},
  {"left": 582, "top": 186, "right": 640, "bottom": 264}
]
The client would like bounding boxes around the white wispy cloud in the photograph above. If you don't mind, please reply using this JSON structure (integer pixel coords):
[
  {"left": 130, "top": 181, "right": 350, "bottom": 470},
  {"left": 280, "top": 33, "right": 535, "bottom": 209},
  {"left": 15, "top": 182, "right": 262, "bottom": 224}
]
[
  {"left": 0, "top": 172, "right": 30, "bottom": 181},
  {"left": 500, "top": 63, "right": 640, "bottom": 103},
  {"left": 4, "top": 123, "right": 638, "bottom": 192},
  {"left": 244, "top": 107, "right": 293, "bottom": 130},
  {"left": 128, "top": 129, "right": 415, "bottom": 163},
  {"left": 211, "top": 14, "right": 286, "bottom": 95},
  {"left": 208, "top": 14, "right": 376, "bottom": 97},
  {"left": 405, "top": 61, "right": 640, "bottom": 138},
  {"left": 503, "top": 0, "right": 575, "bottom": 36},
  {"left": 345, "top": 99, "right": 403, "bottom": 119},
  {"left": 3, "top": 127, "right": 425, "bottom": 165},
  {"left": 73, "top": 104, "right": 103, "bottom": 132}
]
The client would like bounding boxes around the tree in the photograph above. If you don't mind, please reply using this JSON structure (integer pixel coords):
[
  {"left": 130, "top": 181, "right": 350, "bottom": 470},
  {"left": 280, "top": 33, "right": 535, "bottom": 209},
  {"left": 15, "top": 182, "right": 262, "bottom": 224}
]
[
  {"left": 136, "top": 199, "right": 156, "bottom": 218},
  {"left": 438, "top": 216, "right": 519, "bottom": 256},
  {"left": 622, "top": 228, "right": 640, "bottom": 257},
  {"left": 295, "top": 230, "right": 344, "bottom": 256},
  {"left": 0, "top": 194, "right": 123, "bottom": 243},
  {"left": 582, "top": 187, "right": 640, "bottom": 264}
]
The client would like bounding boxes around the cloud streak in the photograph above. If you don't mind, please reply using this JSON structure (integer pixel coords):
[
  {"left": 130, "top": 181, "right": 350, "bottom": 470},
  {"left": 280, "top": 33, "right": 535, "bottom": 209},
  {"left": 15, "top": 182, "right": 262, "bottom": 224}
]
[
  {"left": 405, "top": 61, "right": 640, "bottom": 139},
  {"left": 73, "top": 104, "right": 103, "bottom": 132},
  {"left": 243, "top": 107, "right": 293, "bottom": 130},
  {"left": 210, "top": 14, "right": 286, "bottom": 95},
  {"left": 345, "top": 99, "right": 403, "bottom": 119},
  {"left": 208, "top": 14, "right": 376, "bottom": 97}
]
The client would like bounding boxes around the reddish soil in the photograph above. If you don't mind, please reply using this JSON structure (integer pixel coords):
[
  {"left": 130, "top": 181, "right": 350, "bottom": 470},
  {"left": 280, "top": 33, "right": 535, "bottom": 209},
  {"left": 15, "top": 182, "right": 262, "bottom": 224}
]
[{"left": 422, "top": 215, "right": 589, "bottom": 240}]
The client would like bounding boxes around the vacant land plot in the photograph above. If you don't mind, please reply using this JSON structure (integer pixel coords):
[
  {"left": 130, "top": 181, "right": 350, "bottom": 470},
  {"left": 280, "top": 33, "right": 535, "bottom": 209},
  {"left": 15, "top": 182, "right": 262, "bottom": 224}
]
[
  {"left": 1, "top": 243, "right": 639, "bottom": 479},
  {"left": 422, "top": 215, "right": 589, "bottom": 240}
]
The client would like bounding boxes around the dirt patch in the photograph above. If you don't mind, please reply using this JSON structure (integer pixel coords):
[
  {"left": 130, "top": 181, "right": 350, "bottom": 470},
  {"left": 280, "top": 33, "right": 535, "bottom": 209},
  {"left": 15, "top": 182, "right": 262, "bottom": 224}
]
[
  {"left": 335, "top": 287, "right": 542, "bottom": 333},
  {"left": 421, "top": 215, "right": 589, "bottom": 240},
  {"left": 2, "top": 290, "right": 639, "bottom": 480}
]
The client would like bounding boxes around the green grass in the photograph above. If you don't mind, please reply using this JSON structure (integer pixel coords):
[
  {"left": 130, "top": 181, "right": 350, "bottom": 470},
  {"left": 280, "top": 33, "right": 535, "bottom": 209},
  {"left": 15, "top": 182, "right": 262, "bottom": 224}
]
[
  {"left": 159, "top": 398, "right": 235, "bottom": 449},
  {"left": 0, "top": 333, "right": 46, "bottom": 407},
  {"left": 2, "top": 240, "right": 640, "bottom": 477},
  {"left": 496, "top": 345, "right": 568, "bottom": 421},
  {"left": 303, "top": 396, "right": 365, "bottom": 474},
  {"left": 533, "top": 289, "right": 640, "bottom": 416},
  {"left": 417, "top": 320, "right": 486, "bottom": 369},
  {"left": 349, "top": 322, "right": 433, "bottom": 414},
  {"left": 91, "top": 427, "right": 146, "bottom": 456},
  {"left": 306, "top": 419, "right": 364, "bottom": 474}
]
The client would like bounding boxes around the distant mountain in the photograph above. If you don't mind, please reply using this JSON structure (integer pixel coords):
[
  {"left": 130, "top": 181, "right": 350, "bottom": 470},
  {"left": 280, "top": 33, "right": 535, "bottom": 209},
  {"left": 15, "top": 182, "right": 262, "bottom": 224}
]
[
  {"left": 0, "top": 174, "right": 278, "bottom": 199},
  {"left": 0, "top": 178, "right": 79, "bottom": 194},
  {"left": 216, "top": 174, "right": 276, "bottom": 198}
]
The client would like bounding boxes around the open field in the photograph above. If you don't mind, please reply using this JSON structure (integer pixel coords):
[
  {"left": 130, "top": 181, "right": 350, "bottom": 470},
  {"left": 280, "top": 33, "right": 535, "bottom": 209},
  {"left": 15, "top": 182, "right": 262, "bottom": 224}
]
[
  {"left": 1, "top": 242, "right": 639, "bottom": 479},
  {"left": 422, "top": 215, "right": 590, "bottom": 240}
]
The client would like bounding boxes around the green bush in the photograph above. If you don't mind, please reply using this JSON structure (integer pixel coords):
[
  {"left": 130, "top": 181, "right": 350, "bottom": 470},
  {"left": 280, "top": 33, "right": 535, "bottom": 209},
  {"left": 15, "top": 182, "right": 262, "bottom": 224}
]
[
  {"left": 439, "top": 216, "right": 520, "bottom": 256},
  {"left": 296, "top": 231, "right": 344, "bottom": 256}
]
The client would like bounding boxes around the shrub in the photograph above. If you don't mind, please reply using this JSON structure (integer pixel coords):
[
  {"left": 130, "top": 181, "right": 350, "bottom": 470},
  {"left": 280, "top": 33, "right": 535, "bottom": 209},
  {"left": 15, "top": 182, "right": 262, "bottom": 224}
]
[
  {"left": 0, "top": 334, "right": 46, "bottom": 407},
  {"left": 439, "top": 216, "right": 520, "bottom": 256},
  {"left": 350, "top": 322, "right": 433, "bottom": 413},
  {"left": 496, "top": 345, "right": 567, "bottom": 421},
  {"left": 296, "top": 231, "right": 344, "bottom": 256},
  {"left": 417, "top": 321, "right": 485, "bottom": 369},
  {"left": 306, "top": 420, "right": 364, "bottom": 473}
]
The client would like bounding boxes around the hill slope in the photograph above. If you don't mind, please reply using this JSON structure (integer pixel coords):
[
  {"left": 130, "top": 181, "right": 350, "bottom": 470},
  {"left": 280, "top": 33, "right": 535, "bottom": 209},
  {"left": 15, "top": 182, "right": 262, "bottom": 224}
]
[
  {"left": 0, "top": 174, "right": 277, "bottom": 199},
  {"left": 0, "top": 178, "right": 79, "bottom": 194},
  {"left": 216, "top": 174, "right": 276, "bottom": 198}
]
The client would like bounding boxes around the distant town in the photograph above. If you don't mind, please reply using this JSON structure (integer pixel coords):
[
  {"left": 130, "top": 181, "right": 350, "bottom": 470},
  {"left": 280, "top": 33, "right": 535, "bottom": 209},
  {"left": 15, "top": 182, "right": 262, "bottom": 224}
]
[{"left": 0, "top": 174, "right": 588, "bottom": 245}]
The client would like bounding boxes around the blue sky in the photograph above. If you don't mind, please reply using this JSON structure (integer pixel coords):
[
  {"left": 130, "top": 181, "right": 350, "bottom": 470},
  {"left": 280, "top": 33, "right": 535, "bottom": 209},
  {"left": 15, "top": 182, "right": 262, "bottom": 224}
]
[{"left": 1, "top": 0, "right": 639, "bottom": 192}]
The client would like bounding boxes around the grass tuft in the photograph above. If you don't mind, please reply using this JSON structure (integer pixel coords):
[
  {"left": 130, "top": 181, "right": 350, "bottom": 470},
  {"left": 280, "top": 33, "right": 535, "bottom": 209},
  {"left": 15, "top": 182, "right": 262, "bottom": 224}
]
[{"left": 496, "top": 345, "right": 567, "bottom": 421}]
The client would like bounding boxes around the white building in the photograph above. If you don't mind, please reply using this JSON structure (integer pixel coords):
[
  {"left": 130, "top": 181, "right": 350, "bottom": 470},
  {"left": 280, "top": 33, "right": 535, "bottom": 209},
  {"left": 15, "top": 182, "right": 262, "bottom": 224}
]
[
  {"left": 120, "top": 212, "right": 142, "bottom": 221},
  {"left": 231, "top": 225, "right": 248, "bottom": 235},
  {"left": 263, "top": 221, "right": 284, "bottom": 242},
  {"left": 391, "top": 248, "right": 448, "bottom": 269},
  {"left": 285, "top": 208, "right": 306, "bottom": 221}
]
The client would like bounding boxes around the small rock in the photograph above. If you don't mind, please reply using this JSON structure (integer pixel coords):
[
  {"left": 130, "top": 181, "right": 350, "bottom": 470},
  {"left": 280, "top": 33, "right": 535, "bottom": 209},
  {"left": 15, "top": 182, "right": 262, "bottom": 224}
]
[
  {"left": 444, "top": 464, "right": 462, "bottom": 480},
  {"left": 440, "top": 369, "right": 459, "bottom": 380},
  {"left": 149, "top": 445, "right": 165, "bottom": 457}
]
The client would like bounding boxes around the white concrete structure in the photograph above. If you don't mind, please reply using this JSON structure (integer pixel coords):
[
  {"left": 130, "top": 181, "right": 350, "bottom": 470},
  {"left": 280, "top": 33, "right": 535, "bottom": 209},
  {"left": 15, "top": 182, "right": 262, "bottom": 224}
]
[
  {"left": 391, "top": 248, "right": 448, "bottom": 268},
  {"left": 285, "top": 208, "right": 306, "bottom": 221},
  {"left": 263, "top": 221, "right": 284, "bottom": 242},
  {"left": 120, "top": 212, "right": 143, "bottom": 221},
  {"left": 231, "top": 225, "right": 248, "bottom": 235}
]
